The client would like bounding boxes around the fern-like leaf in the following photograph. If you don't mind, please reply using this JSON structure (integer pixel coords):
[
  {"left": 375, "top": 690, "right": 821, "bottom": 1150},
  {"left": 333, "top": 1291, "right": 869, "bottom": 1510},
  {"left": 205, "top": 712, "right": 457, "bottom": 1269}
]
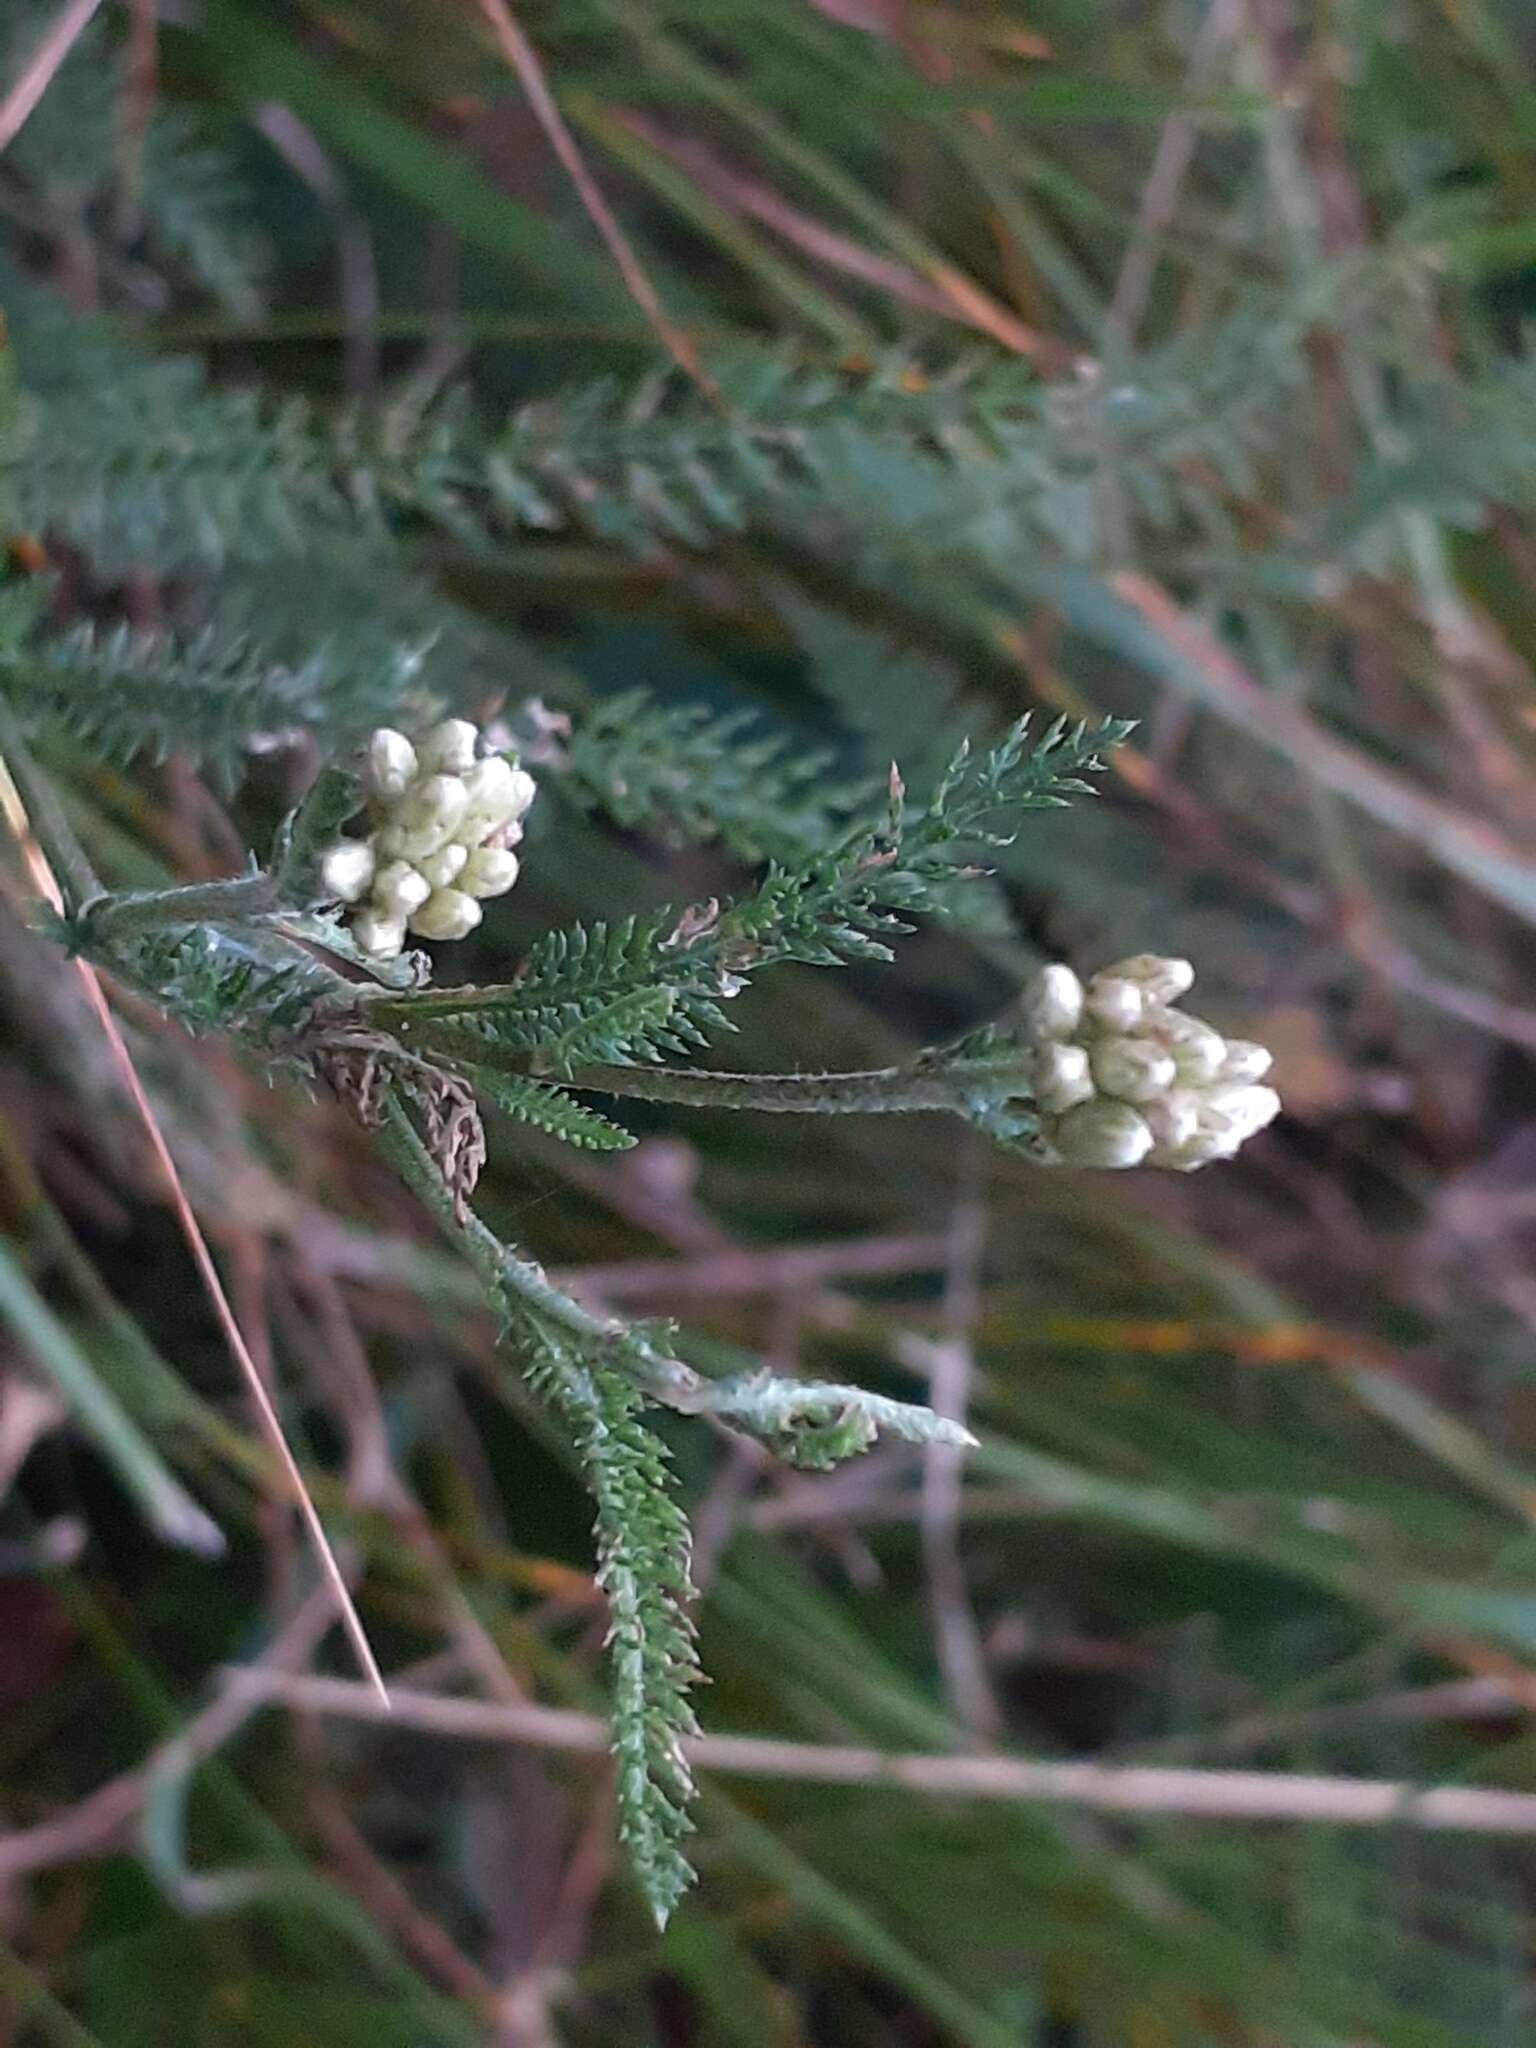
[
  {"left": 466, "top": 1067, "right": 636, "bottom": 1152},
  {"left": 519, "top": 1335, "right": 698, "bottom": 1925},
  {"left": 121, "top": 923, "right": 339, "bottom": 1046},
  {"left": 560, "top": 687, "right": 864, "bottom": 864},
  {"left": 0, "top": 617, "right": 430, "bottom": 784}
]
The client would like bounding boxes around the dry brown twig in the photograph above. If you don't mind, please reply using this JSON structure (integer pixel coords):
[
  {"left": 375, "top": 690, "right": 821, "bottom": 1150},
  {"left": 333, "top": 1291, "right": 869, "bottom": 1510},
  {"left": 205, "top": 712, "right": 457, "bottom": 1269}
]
[{"left": 224, "top": 1670, "right": 1536, "bottom": 1838}]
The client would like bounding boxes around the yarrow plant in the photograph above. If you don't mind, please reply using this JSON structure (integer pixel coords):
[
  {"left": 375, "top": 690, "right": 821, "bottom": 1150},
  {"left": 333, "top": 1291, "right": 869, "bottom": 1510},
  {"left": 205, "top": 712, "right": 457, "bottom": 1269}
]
[
  {"left": 0, "top": 279, "right": 1285, "bottom": 1926},
  {"left": 0, "top": 674, "right": 1281, "bottom": 1921}
]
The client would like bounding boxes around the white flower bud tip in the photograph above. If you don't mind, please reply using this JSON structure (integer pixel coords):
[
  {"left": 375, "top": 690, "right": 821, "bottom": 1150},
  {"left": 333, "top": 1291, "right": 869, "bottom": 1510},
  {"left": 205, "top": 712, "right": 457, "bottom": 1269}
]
[
  {"left": 1144, "top": 1089, "right": 1201, "bottom": 1155},
  {"left": 456, "top": 756, "right": 537, "bottom": 844},
  {"left": 1032, "top": 1040, "right": 1094, "bottom": 1114},
  {"left": 318, "top": 839, "right": 375, "bottom": 904},
  {"left": 372, "top": 859, "right": 432, "bottom": 919},
  {"left": 416, "top": 842, "right": 469, "bottom": 890},
  {"left": 459, "top": 846, "right": 521, "bottom": 900},
  {"left": 1084, "top": 974, "right": 1145, "bottom": 1032},
  {"left": 415, "top": 718, "right": 479, "bottom": 776},
  {"left": 1202, "top": 1083, "right": 1281, "bottom": 1146},
  {"left": 362, "top": 727, "right": 418, "bottom": 803},
  {"left": 1052, "top": 1098, "right": 1155, "bottom": 1169},
  {"left": 407, "top": 889, "right": 483, "bottom": 942},
  {"left": 389, "top": 772, "right": 469, "bottom": 856},
  {"left": 1090, "top": 1036, "right": 1177, "bottom": 1103},
  {"left": 1144, "top": 1005, "right": 1227, "bottom": 1084},
  {"left": 1219, "top": 1039, "right": 1273, "bottom": 1083},
  {"left": 1022, "top": 963, "right": 1084, "bottom": 1042},
  {"left": 351, "top": 907, "right": 407, "bottom": 962},
  {"left": 1102, "top": 954, "right": 1195, "bottom": 1005}
]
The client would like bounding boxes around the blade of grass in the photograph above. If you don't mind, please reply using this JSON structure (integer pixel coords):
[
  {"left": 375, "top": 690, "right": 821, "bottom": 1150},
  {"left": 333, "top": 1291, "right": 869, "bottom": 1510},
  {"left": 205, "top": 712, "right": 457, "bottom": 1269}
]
[
  {"left": 571, "top": 100, "right": 875, "bottom": 352},
  {"left": 1020, "top": 565, "right": 1536, "bottom": 927},
  {"left": 190, "top": 0, "right": 622, "bottom": 308},
  {"left": 595, "top": 0, "right": 1057, "bottom": 365},
  {"left": 0, "top": 1241, "right": 222, "bottom": 1554}
]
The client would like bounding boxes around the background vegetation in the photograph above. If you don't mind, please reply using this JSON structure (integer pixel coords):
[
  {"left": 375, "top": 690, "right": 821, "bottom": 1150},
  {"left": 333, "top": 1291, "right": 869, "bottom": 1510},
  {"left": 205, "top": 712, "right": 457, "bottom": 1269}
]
[{"left": 3, "top": 0, "right": 1536, "bottom": 2040}]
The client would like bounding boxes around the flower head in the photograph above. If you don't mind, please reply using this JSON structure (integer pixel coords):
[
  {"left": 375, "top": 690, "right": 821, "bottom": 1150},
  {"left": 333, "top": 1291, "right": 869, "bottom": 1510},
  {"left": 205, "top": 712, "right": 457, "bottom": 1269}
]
[
  {"left": 1020, "top": 955, "right": 1279, "bottom": 1170},
  {"left": 317, "top": 719, "right": 537, "bottom": 963}
]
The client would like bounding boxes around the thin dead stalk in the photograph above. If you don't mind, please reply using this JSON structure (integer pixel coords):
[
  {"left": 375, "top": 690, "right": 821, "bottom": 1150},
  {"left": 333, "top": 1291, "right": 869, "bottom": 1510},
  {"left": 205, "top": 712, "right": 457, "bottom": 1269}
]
[
  {"left": 0, "top": 0, "right": 105, "bottom": 156},
  {"left": 224, "top": 1670, "right": 1536, "bottom": 1838},
  {"left": 914, "top": 1147, "right": 998, "bottom": 1740},
  {"left": 1107, "top": 0, "right": 1240, "bottom": 345},
  {"left": 470, "top": 0, "right": 713, "bottom": 395}
]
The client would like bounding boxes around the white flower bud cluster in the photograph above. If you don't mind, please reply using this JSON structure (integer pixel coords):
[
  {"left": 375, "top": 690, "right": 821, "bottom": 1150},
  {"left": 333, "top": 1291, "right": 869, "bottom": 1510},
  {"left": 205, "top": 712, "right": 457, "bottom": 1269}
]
[
  {"left": 317, "top": 721, "right": 536, "bottom": 962},
  {"left": 1021, "top": 954, "right": 1280, "bottom": 1170}
]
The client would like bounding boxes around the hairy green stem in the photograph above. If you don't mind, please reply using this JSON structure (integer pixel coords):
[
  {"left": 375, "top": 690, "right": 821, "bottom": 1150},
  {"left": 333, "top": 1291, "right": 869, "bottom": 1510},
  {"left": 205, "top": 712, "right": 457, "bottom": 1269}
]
[
  {"left": 562, "top": 1056, "right": 1036, "bottom": 1118},
  {"left": 374, "top": 1087, "right": 700, "bottom": 1409},
  {"left": 373, "top": 1087, "right": 971, "bottom": 1453},
  {"left": 80, "top": 875, "right": 280, "bottom": 948}
]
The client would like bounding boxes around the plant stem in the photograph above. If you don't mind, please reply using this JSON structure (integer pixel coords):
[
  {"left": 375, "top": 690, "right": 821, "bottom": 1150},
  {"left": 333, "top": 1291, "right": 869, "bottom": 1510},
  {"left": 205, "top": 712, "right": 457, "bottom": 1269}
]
[
  {"left": 373, "top": 1087, "right": 968, "bottom": 1452},
  {"left": 562, "top": 1056, "right": 1036, "bottom": 1118},
  {"left": 80, "top": 875, "right": 280, "bottom": 948},
  {"left": 374, "top": 1087, "right": 699, "bottom": 1410}
]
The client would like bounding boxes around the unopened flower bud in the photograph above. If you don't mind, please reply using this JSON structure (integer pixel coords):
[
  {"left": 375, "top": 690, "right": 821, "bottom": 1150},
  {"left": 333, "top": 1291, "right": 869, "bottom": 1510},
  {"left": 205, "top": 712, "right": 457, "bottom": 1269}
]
[
  {"left": 362, "top": 728, "right": 417, "bottom": 802},
  {"left": 416, "top": 842, "right": 469, "bottom": 890},
  {"left": 455, "top": 757, "right": 519, "bottom": 844},
  {"left": 318, "top": 839, "right": 375, "bottom": 904},
  {"left": 1143, "top": 1005, "right": 1226, "bottom": 1083},
  {"left": 1198, "top": 1083, "right": 1281, "bottom": 1155},
  {"left": 459, "top": 846, "right": 521, "bottom": 900},
  {"left": 414, "top": 719, "right": 479, "bottom": 777},
  {"left": 1022, "top": 963, "right": 1084, "bottom": 1042},
  {"left": 380, "top": 773, "right": 468, "bottom": 858},
  {"left": 1084, "top": 974, "right": 1145, "bottom": 1032},
  {"left": 1053, "top": 1098, "right": 1154, "bottom": 1169},
  {"left": 372, "top": 859, "right": 432, "bottom": 920},
  {"left": 1090, "top": 1037, "right": 1177, "bottom": 1103},
  {"left": 1033, "top": 1040, "right": 1094, "bottom": 1114},
  {"left": 1219, "top": 1039, "right": 1273, "bottom": 1083},
  {"left": 408, "top": 888, "right": 483, "bottom": 942},
  {"left": 1144, "top": 1089, "right": 1201, "bottom": 1156},
  {"left": 351, "top": 907, "right": 407, "bottom": 961},
  {"left": 1100, "top": 954, "right": 1195, "bottom": 1005}
]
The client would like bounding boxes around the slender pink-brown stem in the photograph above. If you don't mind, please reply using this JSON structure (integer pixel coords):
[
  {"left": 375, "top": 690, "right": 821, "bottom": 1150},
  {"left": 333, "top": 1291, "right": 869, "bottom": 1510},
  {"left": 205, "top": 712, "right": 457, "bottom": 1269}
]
[{"left": 0, "top": 0, "right": 106, "bottom": 155}]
